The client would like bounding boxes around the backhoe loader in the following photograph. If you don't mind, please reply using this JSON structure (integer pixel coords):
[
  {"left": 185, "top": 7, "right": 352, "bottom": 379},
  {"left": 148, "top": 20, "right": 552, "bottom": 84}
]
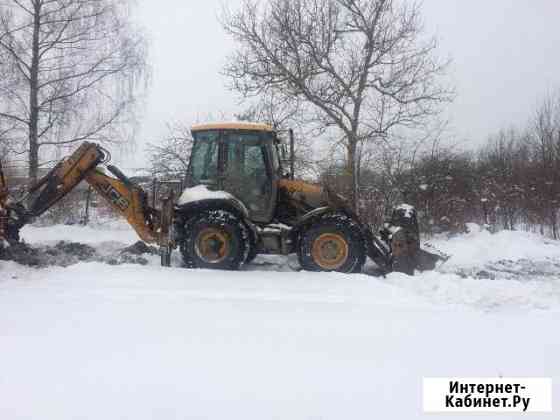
[{"left": 0, "top": 122, "right": 435, "bottom": 274}]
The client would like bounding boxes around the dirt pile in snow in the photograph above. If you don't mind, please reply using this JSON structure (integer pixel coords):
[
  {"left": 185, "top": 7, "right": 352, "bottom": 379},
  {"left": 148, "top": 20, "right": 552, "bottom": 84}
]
[
  {"left": 106, "top": 241, "right": 159, "bottom": 266},
  {"left": 0, "top": 242, "right": 45, "bottom": 267},
  {"left": 0, "top": 240, "right": 158, "bottom": 268}
]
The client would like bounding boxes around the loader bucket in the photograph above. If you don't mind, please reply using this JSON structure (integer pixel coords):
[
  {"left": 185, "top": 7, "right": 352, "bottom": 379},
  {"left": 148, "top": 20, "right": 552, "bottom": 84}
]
[
  {"left": 391, "top": 227, "right": 418, "bottom": 275},
  {"left": 388, "top": 204, "right": 443, "bottom": 274}
]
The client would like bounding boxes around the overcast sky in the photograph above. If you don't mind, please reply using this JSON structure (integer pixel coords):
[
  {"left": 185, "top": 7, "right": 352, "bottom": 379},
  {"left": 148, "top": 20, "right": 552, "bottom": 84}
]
[{"left": 125, "top": 0, "right": 560, "bottom": 169}]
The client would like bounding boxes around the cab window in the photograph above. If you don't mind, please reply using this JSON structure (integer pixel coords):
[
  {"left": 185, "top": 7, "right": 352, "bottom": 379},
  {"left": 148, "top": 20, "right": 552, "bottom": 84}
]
[
  {"left": 188, "top": 131, "right": 219, "bottom": 185},
  {"left": 224, "top": 132, "right": 271, "bottom": 215}
]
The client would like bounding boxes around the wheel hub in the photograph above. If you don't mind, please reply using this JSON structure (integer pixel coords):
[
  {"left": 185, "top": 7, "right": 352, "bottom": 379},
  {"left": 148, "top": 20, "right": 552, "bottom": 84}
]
[
  {"left": 195, "top": 228, "right": 230, "bottom": 263},
  {"left": 311, "top": 233, "right": 349, "bottom": 270}
]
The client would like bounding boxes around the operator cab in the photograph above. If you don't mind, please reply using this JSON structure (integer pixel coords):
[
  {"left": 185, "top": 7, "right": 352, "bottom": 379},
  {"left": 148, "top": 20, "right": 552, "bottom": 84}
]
[{"left": 187, "top": 122, "right": 285, "bottom": 223}]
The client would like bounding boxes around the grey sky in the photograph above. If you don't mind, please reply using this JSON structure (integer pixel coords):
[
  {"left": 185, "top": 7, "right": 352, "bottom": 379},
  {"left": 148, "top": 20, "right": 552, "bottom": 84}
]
[{"left": 126, "top": 0, "right": 560, "bottom": 169}]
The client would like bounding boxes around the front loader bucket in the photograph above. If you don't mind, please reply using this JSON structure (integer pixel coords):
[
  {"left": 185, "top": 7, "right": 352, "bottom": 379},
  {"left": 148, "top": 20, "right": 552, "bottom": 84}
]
[
  {"left": 390, "top": 228, "right": 419, "bottom": 275},
  {"left": 383, "top": 204, "right": 443, "bottom": 275},
  {"left": 385, "top": 204, "right": 420, "bottom": 275},
  {"left": 415, "top": 248, "right": 443, "bottom": 271}
]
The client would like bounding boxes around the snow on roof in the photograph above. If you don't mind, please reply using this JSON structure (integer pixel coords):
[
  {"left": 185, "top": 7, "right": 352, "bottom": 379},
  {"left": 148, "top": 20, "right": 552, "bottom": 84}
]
[{"left": 191, "top": 122, "right": 273, "bottom": 132}]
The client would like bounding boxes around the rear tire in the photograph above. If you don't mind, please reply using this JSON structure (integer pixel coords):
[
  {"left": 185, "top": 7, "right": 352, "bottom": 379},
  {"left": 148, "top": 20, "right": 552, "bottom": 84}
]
[
  {"left": 180, "top": 210, "right": 249, "bottom": 270},
  {"left": 297, "top": 214, "right": 366, "bottom": 273}
]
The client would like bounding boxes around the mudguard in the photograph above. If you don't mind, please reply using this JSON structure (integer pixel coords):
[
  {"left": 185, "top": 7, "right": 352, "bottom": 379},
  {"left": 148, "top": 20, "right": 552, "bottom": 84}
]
[
  {"left": 291, "top": 206, "right": 350, "bottom": 240},
  {"left": 173, "top": 196, "right": 256, "bottom": 244},
  {"left": 293, "top": 206, "right": 332, "bottom": 229}
]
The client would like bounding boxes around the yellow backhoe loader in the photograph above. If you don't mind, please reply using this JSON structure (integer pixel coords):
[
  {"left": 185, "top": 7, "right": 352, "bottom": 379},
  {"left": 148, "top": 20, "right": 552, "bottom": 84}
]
[{"left": 0, "top": 122, "right": 437, "bottom": 274}]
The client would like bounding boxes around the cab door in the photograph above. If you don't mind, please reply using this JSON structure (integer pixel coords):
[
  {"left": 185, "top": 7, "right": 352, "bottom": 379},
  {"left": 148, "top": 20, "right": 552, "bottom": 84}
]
[
  {"left": 185, "top": 130, "right": 220, "bottom": 188},
  {"left": 223, "top": 131, "right": 277, "bottom": 223}
]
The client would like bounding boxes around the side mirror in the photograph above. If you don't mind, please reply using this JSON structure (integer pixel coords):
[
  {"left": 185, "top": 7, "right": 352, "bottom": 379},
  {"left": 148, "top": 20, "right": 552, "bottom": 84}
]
[
  {"left": 276, "top": 129, "right": 296, "bottom": 180},
  {"left": 278, "top": 145, "right": 291, "bottom": 178}
]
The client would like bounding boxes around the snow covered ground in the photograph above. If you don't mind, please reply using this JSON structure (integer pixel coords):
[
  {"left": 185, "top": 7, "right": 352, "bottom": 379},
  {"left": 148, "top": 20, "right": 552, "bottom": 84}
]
[{"left": 1, "top": 221, "right": 558, "bottom": 419}]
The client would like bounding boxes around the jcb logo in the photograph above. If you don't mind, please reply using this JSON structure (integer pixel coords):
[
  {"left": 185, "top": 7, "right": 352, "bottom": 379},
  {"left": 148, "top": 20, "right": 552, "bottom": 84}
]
[{"left": 101, "top": 184, "right": 130, "bottom": 211}]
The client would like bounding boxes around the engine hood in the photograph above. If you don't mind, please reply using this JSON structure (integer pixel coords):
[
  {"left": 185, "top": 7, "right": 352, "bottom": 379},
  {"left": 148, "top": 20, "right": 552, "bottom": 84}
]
[{"left": 277, "top": 179, "right": 352, "bottom": 214}]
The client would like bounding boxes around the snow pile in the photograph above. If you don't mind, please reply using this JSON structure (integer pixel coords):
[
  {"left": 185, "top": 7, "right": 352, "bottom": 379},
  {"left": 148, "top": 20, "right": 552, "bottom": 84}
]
[
  {"left": 430, "top": 223, "right": 560, "bottom": 272},
  {"left": 20, "top": 219, "right": 138, "bottom": 245},
  {"left": 384, "top": 270, "right": 560, "bottom": 311}
]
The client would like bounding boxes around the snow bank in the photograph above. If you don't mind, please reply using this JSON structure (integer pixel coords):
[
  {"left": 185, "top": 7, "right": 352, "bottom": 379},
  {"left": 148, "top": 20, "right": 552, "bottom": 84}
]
[
  {"left": 385, "top": 270, "right": 560, "bottom": 311},
  {"left": 20, "top": 221, "right": 139, "bottom": 245},
  {"left": 431, "top": 223, "right": 560, "bottom": 269}
]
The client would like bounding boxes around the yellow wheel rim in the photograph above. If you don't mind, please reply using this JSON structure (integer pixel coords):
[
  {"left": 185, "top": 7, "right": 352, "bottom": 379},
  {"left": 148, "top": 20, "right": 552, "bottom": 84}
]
[
  {"left": 195, "top": 228, "right": 230, "bottom": 263},
  {"left": 311, "top": 232, "right": 349, "bottom": 270}
]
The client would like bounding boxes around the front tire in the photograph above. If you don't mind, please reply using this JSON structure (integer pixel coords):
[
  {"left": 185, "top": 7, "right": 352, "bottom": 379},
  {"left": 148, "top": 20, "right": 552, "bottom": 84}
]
[
  {"left": 297, "top": 214, "right": 366, "bottom": 273},
  {"left": 180, "top": 210, "right": 249, "bottom": 270}
]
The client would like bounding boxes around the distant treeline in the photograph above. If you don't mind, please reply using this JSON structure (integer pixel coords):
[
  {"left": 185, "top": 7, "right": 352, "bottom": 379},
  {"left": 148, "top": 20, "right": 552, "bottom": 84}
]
[{"left": 323, "top": 94, "right": 560, "bottom": 239}]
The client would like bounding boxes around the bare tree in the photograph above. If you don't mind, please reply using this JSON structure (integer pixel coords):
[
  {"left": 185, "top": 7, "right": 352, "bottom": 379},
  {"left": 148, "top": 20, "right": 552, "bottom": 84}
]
[
  {"left": 235, "top": 90, "right": 300, "bottom": 130},
  {"left": 0, "top": 0, "right": 148, "bottom": 182},
  {"left": 223, "top": 0, "right": 453, "bottom": 209},
  {"left": 529, "top": 92, "right": 560, "bottom": 238},
  {"left": 146, "top": 122, "right": 193, "bottom": 180},
  {"left": 0, "top": 32, "right": 20, "bottom": 159},
  {"left": 235, "top": 90, "right": 317, "bottom": 178}
]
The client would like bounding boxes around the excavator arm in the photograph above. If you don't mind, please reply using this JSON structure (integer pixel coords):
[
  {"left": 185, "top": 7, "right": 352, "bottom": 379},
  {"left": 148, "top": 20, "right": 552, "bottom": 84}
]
[
  {"left": 0, "top": 142, "right": 174, "bottom": 258},
  {"left": 85, "top": 166, "right": 160, "bottom": 244}
]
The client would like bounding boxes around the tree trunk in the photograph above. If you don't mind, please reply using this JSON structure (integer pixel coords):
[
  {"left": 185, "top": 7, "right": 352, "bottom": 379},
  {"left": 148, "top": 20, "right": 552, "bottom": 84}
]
[
  {"left": 346, "top": 140, "right": 358, "bottom": 212},
  {"left": 550, "top": 208, "right": 558, "bottom": 240},
  {"left": 28, "top": 2, "right": 41, "bottom": 184}
]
